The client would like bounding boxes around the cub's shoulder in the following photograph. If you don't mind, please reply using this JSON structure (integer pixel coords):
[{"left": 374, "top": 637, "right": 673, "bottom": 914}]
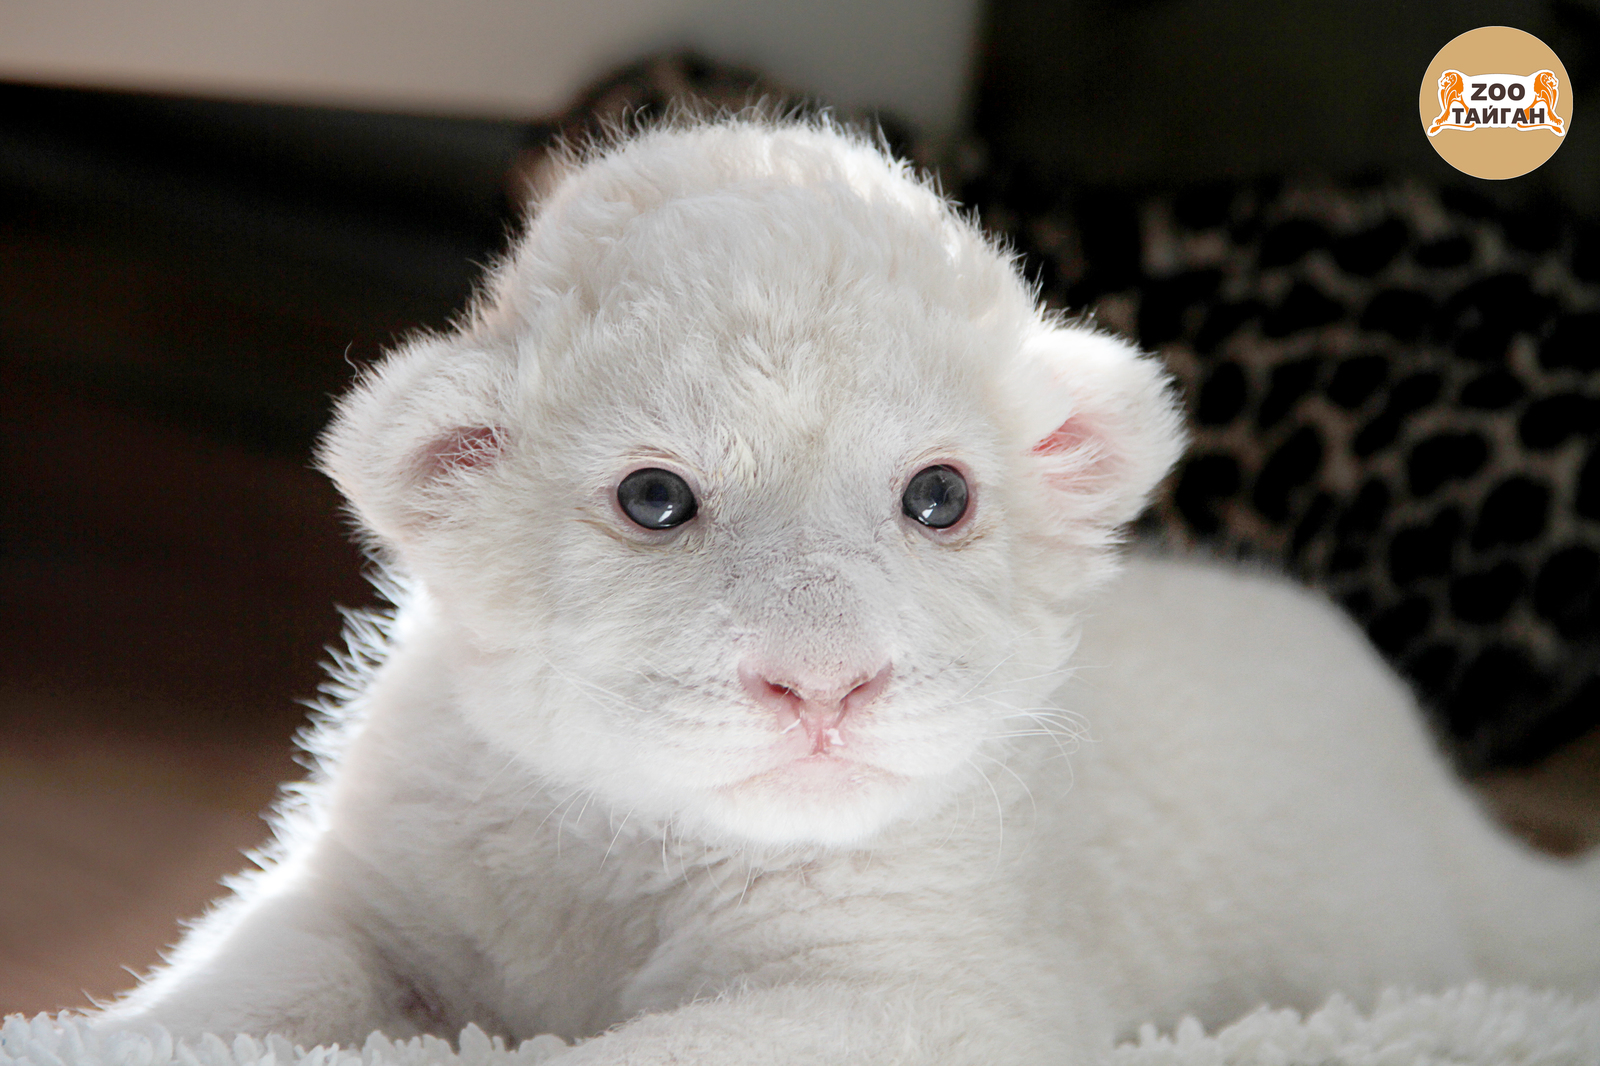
[
  {"left": 1095, "top": 552, "right": 1360, "bottom": 643},
  {"left": 1075, "top": 551, "right": 1411, "bottom": 717}
]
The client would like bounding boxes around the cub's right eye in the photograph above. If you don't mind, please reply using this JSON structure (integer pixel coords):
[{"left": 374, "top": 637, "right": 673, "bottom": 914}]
[
  {"left": 617, "top": 468, "right": 698, "bottom": 530},
  {"left": 902, "top": 464, "right": 968, "bottom": 529}
]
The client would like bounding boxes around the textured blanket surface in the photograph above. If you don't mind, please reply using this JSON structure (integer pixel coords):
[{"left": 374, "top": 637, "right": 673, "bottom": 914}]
[{"left": 5, "top": 986, "right": 1597, "bottom": 1066}]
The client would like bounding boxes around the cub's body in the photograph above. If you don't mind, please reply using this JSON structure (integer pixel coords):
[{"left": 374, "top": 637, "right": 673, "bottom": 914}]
[{"left": 102, "top": 120, "right": 1600, "bottom": 1063}]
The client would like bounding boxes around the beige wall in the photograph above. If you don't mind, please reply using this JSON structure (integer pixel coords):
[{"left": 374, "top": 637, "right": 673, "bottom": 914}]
[{"left": 0, "top": 0, "right": 980, "bottom": 133}]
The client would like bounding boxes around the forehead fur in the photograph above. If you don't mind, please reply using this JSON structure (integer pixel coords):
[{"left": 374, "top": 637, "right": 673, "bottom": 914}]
[
  {"left": 480, "top": 120, "right": 1036, "bottom": 404},
  {"left": 456, "top": 120, "right": 1051, "bottom": 517}
]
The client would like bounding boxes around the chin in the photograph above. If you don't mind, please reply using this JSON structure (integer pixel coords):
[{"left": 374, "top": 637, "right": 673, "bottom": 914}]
[{"left": 687, "top": 757, "right": 955, "bottom": 849}]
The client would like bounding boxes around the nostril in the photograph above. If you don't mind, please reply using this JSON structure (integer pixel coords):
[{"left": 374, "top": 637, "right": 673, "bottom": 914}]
[
  {"left": 740, "top": 665, "right": 802, "bottom": 710},
  {"left": 841, "top": 664, "right": 893, "bottom": 713}
]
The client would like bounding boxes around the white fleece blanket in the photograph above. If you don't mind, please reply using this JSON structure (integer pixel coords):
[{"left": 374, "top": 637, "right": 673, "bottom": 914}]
[{"left": 5, "top": 986, "right": 1598, "bottom": 1066}]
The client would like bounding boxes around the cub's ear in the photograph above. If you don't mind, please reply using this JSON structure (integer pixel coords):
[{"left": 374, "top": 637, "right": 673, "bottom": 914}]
[
  {"left": 1006, "top": 323, "right": 1186, "bottom": 535},
  {"left": 317, "top": 336, "right": 515, "bottom": 549}
]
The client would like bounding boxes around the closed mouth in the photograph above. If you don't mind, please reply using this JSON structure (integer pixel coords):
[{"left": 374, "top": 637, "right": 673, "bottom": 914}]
[{"left": 723, "top": 752, "right": 901, "bottom": 795}]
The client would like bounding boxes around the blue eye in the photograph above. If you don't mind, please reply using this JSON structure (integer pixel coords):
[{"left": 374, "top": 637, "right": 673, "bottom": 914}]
[
  {"left": 618, "top": 468, "right": 698, "bottom": 529},
  {"left": 902, "top": 465, "right": 969, "bottom": 529}
]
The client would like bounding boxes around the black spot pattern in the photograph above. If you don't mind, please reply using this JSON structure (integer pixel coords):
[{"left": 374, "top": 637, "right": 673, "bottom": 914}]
[
  {"left": 1408, "top": 433, "right": 1488, "bottom": 496},
  {"left": 1519, "top": 395, "right": 1600, "bottom": 449},
  {"left": 1578, "top": 447, "right": 1600, "bottom": 519},
  {"left": 1262, "top": 283, "right": 1344, "bottom": 337},
  {"left": 1259, "top": 219, "right": 1330, "bottom": 268},
  {"left": 1370, "top": 596, "right": 1432, "bottom": 654},
  {"left": 1139, "top": 269, "right": 1222, "bottom": 347},
  {"left": 1450, "top": 562, "right": 1525, "bottom": 625},
  {"left": 1253, "top": 426, "right": 1323, "bottom": 521},
  {"left": 1337, "top": 479, "right": 1390, "bottom": 535},
  {"left": 1174, "top": 454, "right": 1241, "bottom": 535},
  {"left": 1441, "top": 274, "right": 1553, "bottom": 364},
  {"left": 1533, "top": 546, "right": 1600, "bottom": 637},
  {"left": 1574, "top": 224, "right": 1600, "bottom": 283},
  {"left": 1473, "top": 477, "right": 1550, "bottom": 549},
  {"left": 1540, "top": 313, "right": 1600, "bottom": 371},
  {"left": 1193, "top": 300, "right": 1262, "bottom": 354},
  {"left": 1415, "top": 235, "right": 1473, "bottom": 268},
  {"left": 1353, "top": 373, "right": 1442, "bottom": 456},
  {"left": 1327, "top": 355, "right": 1389, "bottom": 409},
  {"left": 1446, "top": 645, "right": 1548, "bottom": 740},
  {"left": 1257, "top": 359, "right": 1319, "bottom": 429},
  {"left": 1406, "top": 644, "right": 1459, "bottom": 700},
  {"left": 1360, "top": 289, "right": 1434, "bottom": 342},
  {"left": 1196, "top": 362, "right": 1248, "bottom": 425},
  {"left": 1172, "top": 183, "right": 1234, "bottom": 230},
  {"left": 1503, "top": 205, "right": 1562, "bottom": 253},
  {"left": 1390, "top": 508, "right": 1463, "bottom": 585},
  {"left": 1332, "top": 218, "right": 1407, "bottom": 276},
  {"left": 1459, "top": 369, "right": 1525, "bottom": 409}
]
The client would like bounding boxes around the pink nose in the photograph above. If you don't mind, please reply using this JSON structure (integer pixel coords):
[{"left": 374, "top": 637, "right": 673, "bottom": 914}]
[{"left": 740, "top": 661, "right": 892, "bottom": 754}]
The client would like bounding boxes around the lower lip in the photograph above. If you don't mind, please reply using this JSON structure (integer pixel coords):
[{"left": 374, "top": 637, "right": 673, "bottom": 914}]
[
  {"left": 791, "top": 753, "right": 853, "bottom": 769},
  {"left": 767, "top": 754, "right": 881, "bottom": 788}
]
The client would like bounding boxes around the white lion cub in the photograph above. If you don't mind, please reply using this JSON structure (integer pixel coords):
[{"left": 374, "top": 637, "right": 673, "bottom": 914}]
[{"left": 103, "top": 119, "right": 1600, "bottom": 1062}]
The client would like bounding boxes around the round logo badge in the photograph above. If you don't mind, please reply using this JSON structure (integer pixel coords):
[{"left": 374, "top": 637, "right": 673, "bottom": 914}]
[{"left": 1420, "top": 26, "right": 1573, "bottom": 179}]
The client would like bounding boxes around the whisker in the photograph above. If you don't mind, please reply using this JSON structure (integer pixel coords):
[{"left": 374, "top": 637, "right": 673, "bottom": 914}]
[
  {"left": 972, "top": 748, "right": 1037, "bottom": 826},
  {"left": 601, "top": 809, "right": 634, "bottom": 868},
  {"left": 962, "top": 756, "right": 1007, "bottom": 870}
]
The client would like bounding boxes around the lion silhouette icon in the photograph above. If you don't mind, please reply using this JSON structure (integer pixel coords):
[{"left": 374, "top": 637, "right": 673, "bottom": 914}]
[
  {"left": 1530, "top": 70, "right": 1564, "bottom": 132},
  {"left": 1429, "top": 70, "right": 1467, "bottom": 134}
]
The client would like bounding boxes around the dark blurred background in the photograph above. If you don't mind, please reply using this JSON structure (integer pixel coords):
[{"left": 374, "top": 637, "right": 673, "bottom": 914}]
[{"left": 2, "top": 0, "right": 1597, "bottom": 1016}]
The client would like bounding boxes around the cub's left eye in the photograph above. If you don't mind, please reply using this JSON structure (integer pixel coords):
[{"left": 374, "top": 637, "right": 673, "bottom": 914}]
[
  {"left": 902, "top": 465, "right": 969, "bottom": 529},
  {"left": 618, "top": 468, "right": 698, "bottom": 529}
]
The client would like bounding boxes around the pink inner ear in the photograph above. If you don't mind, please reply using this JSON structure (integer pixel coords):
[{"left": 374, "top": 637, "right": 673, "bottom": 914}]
[
  {"left": 1033, "top": 415, "right": 1093, "bottom": 456},
  {"left": 1032, "top": 413, "right": 1117, "bottom": 492},
  {"left": 414, "top": 426, "right": 505, "bottom": 481}
]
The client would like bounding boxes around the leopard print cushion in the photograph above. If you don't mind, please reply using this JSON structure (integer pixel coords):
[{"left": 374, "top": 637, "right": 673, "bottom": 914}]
[{"left": 538, "top": 54, "right": 1599, "bottom": 770}]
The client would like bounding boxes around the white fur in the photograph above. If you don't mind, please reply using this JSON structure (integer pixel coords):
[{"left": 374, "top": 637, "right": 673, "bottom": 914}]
[{"left": 99, "top": 119, "right": 1600, "bottom": 1063}]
